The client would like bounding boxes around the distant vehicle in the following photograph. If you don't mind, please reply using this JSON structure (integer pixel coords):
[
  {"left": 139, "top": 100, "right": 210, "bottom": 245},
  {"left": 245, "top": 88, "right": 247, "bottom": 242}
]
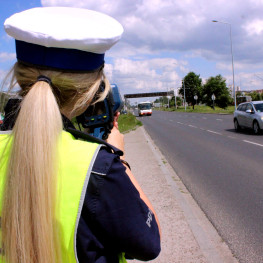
[
  {"left": 236, "top": 96, "right": 252, "bottom": 104},
  {"left": 233, "top": 101, "right": 263, "bottom": 134},
  {"left": 0, "top": 113, "right": 4, "bottom": 125},
  {"left": 121, "top": 109, "right": 127, "bottom": 115},
  {"left": 138, "top": 102, "right": 152, "bottom": 116}
]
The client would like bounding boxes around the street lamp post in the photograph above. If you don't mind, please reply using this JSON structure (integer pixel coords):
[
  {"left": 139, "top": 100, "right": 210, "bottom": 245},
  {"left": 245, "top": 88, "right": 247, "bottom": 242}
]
[
  {"left": 174, "top": 88, "right": 177, "bottom": 109},
  {"left": 183, "top": 80, "right": 186, "bottom": 111},
  {"left": 174, "top": 87, "right": 180, "bottom": 109},
  {"left": 212, "top": 20, "right": 236, "bottom": 110}
]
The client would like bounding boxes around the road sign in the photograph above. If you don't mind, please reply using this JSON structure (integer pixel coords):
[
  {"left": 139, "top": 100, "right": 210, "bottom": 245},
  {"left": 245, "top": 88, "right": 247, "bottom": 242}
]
[{"left": 211, "top": 94, "right": 216, "bottom": 110}]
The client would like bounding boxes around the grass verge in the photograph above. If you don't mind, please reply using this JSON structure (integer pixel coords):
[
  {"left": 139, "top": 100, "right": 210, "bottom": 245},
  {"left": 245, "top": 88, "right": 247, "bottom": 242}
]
[
  {"left": 157, "top": 105, "right": 235, "bottom": 114},
  {"left": 118, "top": 113, "right": 142, "bottom": 133}
]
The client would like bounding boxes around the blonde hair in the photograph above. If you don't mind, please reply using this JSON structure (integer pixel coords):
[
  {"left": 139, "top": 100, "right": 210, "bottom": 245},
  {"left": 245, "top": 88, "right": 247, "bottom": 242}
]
[{"left": 1, "top": 62, "right": 110, "bottom": 263}]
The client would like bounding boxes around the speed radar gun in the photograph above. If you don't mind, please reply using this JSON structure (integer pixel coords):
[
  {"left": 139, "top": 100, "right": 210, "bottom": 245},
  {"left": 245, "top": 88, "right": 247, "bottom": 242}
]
[{"left": 76, "top": 83, "right": 124, "bottom": 140}]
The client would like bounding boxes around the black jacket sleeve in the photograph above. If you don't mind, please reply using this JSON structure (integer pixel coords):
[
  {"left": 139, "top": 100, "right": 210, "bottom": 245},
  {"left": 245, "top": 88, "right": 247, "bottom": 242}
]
[{"left": 78, "top": 147, "right": 161, "bottom": 261}]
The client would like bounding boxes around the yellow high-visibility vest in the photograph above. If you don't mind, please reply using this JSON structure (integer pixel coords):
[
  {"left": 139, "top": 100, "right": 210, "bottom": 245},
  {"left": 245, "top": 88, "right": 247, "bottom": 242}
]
[{"left": 0, "top": 131, "right": 126, "bottom": 263}]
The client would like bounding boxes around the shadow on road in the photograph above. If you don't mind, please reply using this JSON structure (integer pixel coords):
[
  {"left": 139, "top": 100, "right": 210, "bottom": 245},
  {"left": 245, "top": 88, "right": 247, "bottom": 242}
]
[{"left": 225, "top": 128, "right": 263, "bottom": 136}]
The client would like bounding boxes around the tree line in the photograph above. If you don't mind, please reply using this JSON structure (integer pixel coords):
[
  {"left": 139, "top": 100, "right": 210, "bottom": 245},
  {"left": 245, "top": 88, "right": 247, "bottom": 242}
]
[{"left": 155, "top": 71, "right": 252, "bottom": 109}]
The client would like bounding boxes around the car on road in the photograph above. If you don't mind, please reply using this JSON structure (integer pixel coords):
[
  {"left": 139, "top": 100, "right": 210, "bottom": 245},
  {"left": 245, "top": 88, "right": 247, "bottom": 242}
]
[
  {"left": 120, "top": 109, "right": 127, "bottom": 115},
  {"left": 233, "top": 101, "right": 263, "bottom": 134},
  {"left": 0, "top": 113, "right": 4, "bottom": 125}
]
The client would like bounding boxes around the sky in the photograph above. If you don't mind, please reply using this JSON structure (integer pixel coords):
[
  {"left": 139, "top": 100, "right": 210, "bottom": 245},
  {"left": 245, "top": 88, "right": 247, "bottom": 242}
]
[{"left": 1, "top": 0, "right": 263, "bottom": 102}]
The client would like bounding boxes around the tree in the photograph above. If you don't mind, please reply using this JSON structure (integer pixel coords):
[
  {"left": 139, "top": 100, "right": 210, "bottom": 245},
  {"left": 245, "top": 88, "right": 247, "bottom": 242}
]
[
  {"left": 170, "top": 96, "right": 175, "bottom": 107},
  {"left": 154, "top": 96, "right": 169, "bottom": 106},
  {"left": 168, "top": 96, "right": 182, "bottom": 107},
  {"left": 179, "top": 72, "right": 202, "bottom": 109},
  {"left": 202, "top": 75, "right": 232, "bottom": 109},
  {"left": 176, "top": 96, "right": 182, "bottom": 106},
  {"left": 250, "top": 91, "right": 261, "bottom": 101},
  {"left": 0, "top": 92, "right": 12, "bottom": 113},
  {"left": 236, "top": 91, "right": 242, "bottom": 97}
]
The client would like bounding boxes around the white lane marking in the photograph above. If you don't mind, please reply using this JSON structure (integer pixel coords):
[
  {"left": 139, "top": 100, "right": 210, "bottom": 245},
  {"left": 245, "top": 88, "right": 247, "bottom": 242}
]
[
  {"left": 207, "top": 130, "right": 222, "bottom": 135},
  {"left": 243, "top": 140, "right": 263, "bottom": 147},
  {"left": 228, "top": 136, "right": 236, "bottom": 139},
  {"left": 188, "top": 125, "right": 197, "bottom": 128},
  {"left": 169, "top": 120, "right": 173, "bottom": 122},
  {"left": 216, "top": 119, "right": 223, "bottom": 121},
  {"left": 202, "top": 117, "right": 207, "bottom": 119},
  {"left": 177, "top": 122, "right": 184, "bottom": 124}
]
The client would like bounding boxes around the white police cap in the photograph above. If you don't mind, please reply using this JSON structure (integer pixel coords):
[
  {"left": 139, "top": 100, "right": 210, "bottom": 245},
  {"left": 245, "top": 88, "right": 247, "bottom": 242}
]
[{"left": 4, "top": 7, "right": 124, "bottom": 71}]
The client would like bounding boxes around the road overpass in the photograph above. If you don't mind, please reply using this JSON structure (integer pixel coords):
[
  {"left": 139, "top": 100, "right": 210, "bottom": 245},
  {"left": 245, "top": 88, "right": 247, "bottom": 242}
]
[{"left": 124, "top": 91, "right": 174, "bottom": 99}]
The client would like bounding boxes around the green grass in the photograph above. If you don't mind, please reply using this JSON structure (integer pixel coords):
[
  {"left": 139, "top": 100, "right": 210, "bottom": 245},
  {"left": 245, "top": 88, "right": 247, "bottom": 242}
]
[
  {"left": 118, "top": 112, "right": 142, "bottom": 133},
  {"left": 71, "top": 112, "right": 141, "bottom": 134},
  {"left": 156, "top": 105, "right": 235, "bottom": 114}
]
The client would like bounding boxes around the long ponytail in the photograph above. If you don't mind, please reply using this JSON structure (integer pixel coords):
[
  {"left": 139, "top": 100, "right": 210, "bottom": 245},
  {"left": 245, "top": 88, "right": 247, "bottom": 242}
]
[
  {"left": 2, "top": 80, "right": 63, "bottom": 263},
  {"left": 0, "top": 61, "right": 109, "bottom": 262}
]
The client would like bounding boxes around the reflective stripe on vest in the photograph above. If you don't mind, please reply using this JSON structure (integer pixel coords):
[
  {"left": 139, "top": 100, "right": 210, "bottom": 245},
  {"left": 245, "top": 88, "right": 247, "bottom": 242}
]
[{"left": 57, "top": 131, "right": 101, "bottom": 262}]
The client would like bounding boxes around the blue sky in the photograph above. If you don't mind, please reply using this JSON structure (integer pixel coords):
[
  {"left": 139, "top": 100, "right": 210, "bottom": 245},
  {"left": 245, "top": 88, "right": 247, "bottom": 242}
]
[
  {"left": 0, "top": 0, "right": 41, "bottom": 68},
  {"left": 2, "top": 0, "right": 263, "bottom": 101}
]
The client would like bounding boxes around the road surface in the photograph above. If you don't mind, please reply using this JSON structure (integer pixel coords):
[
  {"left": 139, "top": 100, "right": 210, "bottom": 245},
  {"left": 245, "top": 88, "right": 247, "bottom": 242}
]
[{"left": 139, "top": 111, "right": 263, "bottom": 263}]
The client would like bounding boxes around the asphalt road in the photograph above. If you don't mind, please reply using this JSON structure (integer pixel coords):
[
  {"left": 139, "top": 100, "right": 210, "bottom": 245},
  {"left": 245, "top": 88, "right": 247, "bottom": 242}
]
[{"left": 138, "top": 111, "right": 263, "bottom": 263}]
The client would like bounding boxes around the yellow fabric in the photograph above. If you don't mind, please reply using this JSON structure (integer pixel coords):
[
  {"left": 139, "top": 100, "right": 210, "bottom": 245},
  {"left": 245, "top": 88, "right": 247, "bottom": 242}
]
[
  {"left": 0, "top": 131, "right": 127, "bottom": 263},
  {"left": 56, "top": 131, "right": 99, "bottom": 262},
  {"left": 0, "top": 131, "right": 99, "bottom": 262},
  {"left": 118, "top": 253, "right": 128, "bottom": 263},
  {"left": 0, "top": 134, "right": 12, "bottom": 263}
]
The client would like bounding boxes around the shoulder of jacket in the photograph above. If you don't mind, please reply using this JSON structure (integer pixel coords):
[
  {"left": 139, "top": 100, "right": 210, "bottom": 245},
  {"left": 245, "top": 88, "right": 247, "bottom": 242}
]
[{"left": 65, "top": 127, "right": 123, "bottom": 156}]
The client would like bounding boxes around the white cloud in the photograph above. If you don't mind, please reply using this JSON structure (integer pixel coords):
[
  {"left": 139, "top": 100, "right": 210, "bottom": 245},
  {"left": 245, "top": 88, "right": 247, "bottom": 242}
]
[
  {"left": 236, "top": 72, "right": 263, "bottom": 91},
  {"left": 217, "top": 59, "right": 263, "bottom": 72},
  {"left": 0, "top": 53, "right": 16, "bottom": 62},
  {"left": 0, "top": 69, "right": 7, "bottom": 80},
  {"left": 105, "top": 57, "right": 185, "bottom": 95},
  {"left": 249, "top": 0, "right": 263, "bottom": 6},
  {"left": 2, "top": 35, "right": 12, "bottom": 42},
  {"left": 38, "top": 0, "right": 263, "bottom": 92},
  {"left": 40, "top": 0, "right": 263, "bottom": 56},
  {"left": 243, "top": 19, "right": 263, "bottom": 36}
]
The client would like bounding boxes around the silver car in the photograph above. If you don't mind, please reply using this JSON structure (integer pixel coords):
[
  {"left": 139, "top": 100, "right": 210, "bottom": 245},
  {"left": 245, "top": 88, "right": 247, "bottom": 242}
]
[{"left": 233, "top": 101, "right": 263, "bottom": 134}]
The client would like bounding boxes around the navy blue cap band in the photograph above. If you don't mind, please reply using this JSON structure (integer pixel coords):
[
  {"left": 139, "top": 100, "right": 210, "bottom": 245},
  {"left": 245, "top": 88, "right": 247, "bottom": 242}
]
[{"left": 15, "top": 40, "right": 105, "bottom": 71}]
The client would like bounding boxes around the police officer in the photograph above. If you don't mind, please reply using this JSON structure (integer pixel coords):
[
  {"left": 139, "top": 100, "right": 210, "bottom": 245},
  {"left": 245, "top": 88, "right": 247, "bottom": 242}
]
[{"left": 0, "top": 7, "right": 161, "bottom": 263}]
